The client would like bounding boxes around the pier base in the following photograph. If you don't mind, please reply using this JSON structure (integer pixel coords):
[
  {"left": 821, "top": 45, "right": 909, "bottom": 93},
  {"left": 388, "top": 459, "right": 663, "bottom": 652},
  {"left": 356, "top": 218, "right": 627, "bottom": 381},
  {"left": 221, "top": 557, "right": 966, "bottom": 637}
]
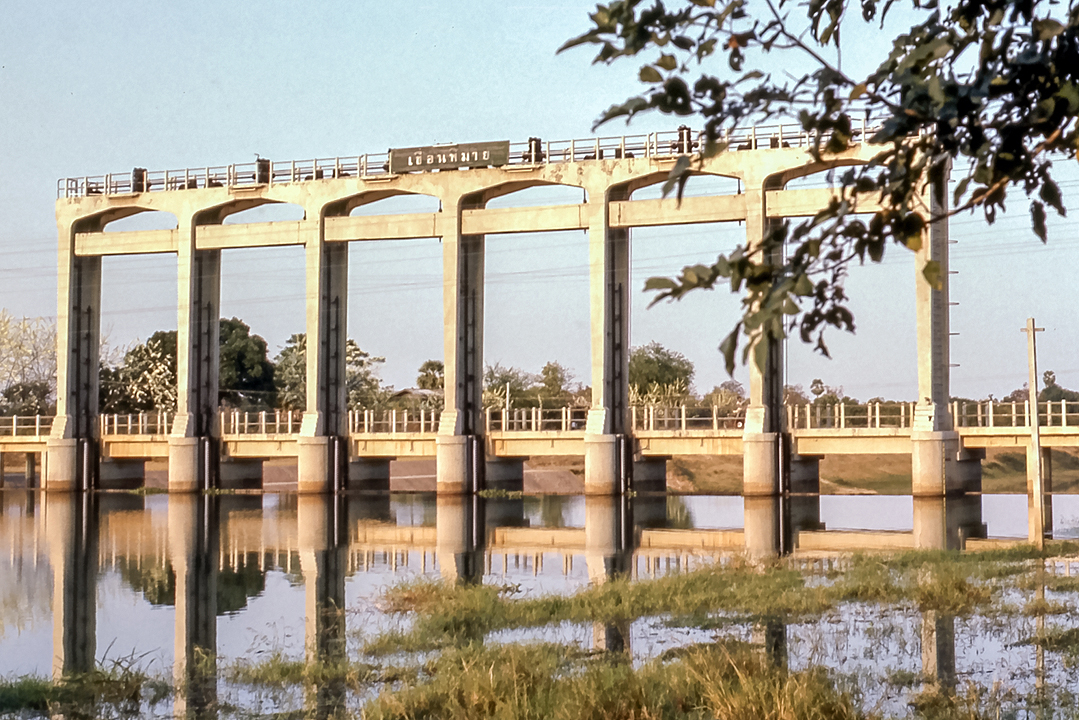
[
  {"left": 349, "top": 458, "right": 392, "bottom": 492},
  {"left": 743, "top": 433, "right": 780, "bottom": 496},
  {"left": 584, "top": 434, "right": 624, "bottom": 495},
  {"left": 911, "top": 431, "right": 961, "bottom": 496},
  {"left": 485, "top": 457, "right": 525, "bottom": 492}
]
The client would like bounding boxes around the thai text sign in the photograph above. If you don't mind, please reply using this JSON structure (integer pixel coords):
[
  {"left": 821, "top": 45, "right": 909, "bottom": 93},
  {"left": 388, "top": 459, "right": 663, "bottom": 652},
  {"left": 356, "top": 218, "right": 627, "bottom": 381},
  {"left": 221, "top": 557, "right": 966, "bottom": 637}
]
[{"left": 389, "top": 141, "right": 510, "bottom": 173}]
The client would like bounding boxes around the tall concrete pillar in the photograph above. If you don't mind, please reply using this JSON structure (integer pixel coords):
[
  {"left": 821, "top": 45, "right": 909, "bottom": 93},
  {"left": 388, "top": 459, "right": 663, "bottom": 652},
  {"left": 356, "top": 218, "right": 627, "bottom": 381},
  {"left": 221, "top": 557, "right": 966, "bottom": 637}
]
[
  {"left": 584, "top": 186, "right": 631, "bottom": 495},
  {"left": 48, "top": 217, "right": 102, "bottom": 491},
  {"left": 170, "top": 217, "right": 221, "bottom": 491},
  {"left": 46, "top": 492, "right": 98, "bottom": 678},
  {"left": 1028, "top": 445, "right": 1053, "bottom": 540},
  {"left": 911, "top": 174, "right": 960, "bottom": 496},
  {"left": 298, "top": 218, "right": 349, "bottom": 494},
  {"left": 436, "top": 494, "right": 485, "bottom": 584},
  {"left": 298, "top": 495, "right": 347, "bottom": 716},
  {"left": 437, "top": 196, "right": 485, "bottom": 494},
  {"left": 169, "top": 494, "right": 218, "bottom": 716},
  {"left": 742, "top": 176, "right": 786, "bottom": 496}
]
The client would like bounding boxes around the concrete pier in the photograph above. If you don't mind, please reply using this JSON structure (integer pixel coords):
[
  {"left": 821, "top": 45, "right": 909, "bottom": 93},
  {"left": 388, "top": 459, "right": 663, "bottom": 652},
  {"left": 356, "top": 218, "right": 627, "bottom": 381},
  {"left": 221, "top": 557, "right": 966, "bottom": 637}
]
[{"left": 584, "top": 186, "right": 631, "bottom": 495}]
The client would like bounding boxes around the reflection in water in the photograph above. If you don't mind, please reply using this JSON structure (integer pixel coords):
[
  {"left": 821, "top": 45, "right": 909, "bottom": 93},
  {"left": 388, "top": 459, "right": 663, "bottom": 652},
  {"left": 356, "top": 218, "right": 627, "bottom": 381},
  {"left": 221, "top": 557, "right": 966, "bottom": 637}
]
[
  {"left": 298, "top": 495, "right": 346, "bottom": 718},
  {"left": 920, "top": 611, "right": 956, "bottom": 690},
  {"left": 169, "top": 494, "right": 218, "bottom": 718},
  {"left": 47, "top": 492, "right": 98, "bottom": 678},
  {"left": 585, "top": 495, "right": 639, "bottom": 654},
  {"left": 436, "top": 495, "right": 485, "bottom": 584},
  {"left": 913, "top": 496, "right": 986, "bottom": 551}
]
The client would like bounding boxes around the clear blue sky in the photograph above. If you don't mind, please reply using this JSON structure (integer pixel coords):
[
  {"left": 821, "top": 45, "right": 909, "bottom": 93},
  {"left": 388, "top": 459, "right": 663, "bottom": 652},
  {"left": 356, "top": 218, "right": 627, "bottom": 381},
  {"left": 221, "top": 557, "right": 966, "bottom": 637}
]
[{"left": 1, "top": 0, "right": 1076, "bottom": 401}]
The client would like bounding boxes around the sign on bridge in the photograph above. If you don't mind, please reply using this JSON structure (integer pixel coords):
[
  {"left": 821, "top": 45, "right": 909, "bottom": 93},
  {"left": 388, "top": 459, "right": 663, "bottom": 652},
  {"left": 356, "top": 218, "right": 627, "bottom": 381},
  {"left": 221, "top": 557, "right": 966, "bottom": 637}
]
[{"left": 389, "top": 141, "right": 510, "bottom": 173}]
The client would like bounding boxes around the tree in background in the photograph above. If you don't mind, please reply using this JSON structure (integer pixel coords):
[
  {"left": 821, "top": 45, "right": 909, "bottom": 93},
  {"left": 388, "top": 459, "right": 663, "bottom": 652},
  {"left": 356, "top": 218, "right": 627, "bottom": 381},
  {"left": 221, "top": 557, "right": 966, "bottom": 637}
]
[
  {"left": 219, "top": 317, "right": 275, "bottom": 410},
  {"left": 416, "top": 360, "right": 445, "bottom": 391},
  {"left": 483, "top": 363, "right": 540, "bottom": 408},
  {"left": 111, "top": 330, "right": 178, "bottom": 412},
  {"left": 0, "top": 312, "right": 56, "bottom": 415},
  {"left": 1039, "top": 370, "right": 1079, "bottom": 403},
  {"left": 539, "top": 361, "right": 575, "bottom": 404},
  {"left": 564, "top": 1, "right": 1079, "bottom": 371},
  {"left": 273, "top": 333, "right": 390, "bottom": 411},
  {"left": 629, "top": 342, "right": 695, "bottom": 397}
]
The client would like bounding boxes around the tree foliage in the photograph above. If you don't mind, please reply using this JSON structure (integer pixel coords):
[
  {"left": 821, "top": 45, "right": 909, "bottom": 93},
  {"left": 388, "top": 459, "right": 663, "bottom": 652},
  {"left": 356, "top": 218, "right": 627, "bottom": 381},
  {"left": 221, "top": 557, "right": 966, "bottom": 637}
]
[
  {"left": 629, "top": 341, "right": 695, "bottom": 395},
  {"left": 563, "top": 0, "right": 1079, "bottom": 370},
  {"left": 416, "top": 360, "right": 445, "bottom": 391},
  {"left": 272, "top": 334, "right": 391, "bottom": 411},
  {"left": 0, "top": 312, "right": 56, "bottom": 414},
  {"left": 219, "top": 317, "right": 275, "bottom": 409}
]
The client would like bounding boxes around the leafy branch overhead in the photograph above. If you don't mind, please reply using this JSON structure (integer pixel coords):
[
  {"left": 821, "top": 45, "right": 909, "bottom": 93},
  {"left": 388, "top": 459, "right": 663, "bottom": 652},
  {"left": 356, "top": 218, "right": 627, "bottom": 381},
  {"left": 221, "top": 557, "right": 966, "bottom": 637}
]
[{"left": 561, "top": 0, "right": 1078, "bottom": 372}]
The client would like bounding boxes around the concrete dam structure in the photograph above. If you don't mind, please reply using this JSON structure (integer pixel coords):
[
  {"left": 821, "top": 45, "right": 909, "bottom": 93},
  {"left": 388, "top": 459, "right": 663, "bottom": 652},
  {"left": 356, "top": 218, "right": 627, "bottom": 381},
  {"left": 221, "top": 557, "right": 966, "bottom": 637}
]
[{"left": 40, "top": 125, "right": 1032, "bottom": 496}]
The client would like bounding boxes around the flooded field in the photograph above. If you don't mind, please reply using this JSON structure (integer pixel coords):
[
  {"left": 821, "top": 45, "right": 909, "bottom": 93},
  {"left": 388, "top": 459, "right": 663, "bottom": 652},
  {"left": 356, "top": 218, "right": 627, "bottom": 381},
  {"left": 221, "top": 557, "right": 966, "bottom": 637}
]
[{"left": 2, "top": 490, "right": 1078, "bottom": 718}]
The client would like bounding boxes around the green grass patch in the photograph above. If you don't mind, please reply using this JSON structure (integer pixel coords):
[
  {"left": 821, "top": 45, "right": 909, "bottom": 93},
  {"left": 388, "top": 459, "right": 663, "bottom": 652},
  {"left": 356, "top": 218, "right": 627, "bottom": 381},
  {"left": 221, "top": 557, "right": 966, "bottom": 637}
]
[{"left": 365, "top": 640, "right": 865, "bottom": 720}]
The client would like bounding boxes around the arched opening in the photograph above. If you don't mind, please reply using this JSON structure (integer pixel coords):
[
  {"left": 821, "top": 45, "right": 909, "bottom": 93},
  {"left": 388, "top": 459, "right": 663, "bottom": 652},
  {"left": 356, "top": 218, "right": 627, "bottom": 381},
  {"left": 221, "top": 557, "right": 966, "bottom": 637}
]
[
  {"left": 103, "top": 210, "right": 178, "bottom": 233},
  {"left": 627, "top": 173, "right": 748, "bottom": 493},
  {"left": 222, "top": 203, "right": 305, "bottom": 225}
]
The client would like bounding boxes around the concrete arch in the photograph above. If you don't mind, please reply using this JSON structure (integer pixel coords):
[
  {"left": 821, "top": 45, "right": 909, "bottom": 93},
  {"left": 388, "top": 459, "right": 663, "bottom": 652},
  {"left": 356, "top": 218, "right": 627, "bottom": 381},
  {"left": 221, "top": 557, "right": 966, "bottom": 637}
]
[
  {"left": 459, "top": 179, "right": 586, "bottom": 209},
  {"left": 194, "top": 198, "right": 300, "bottom": 226},
  {"left": 73, "top": 206, "right": 165, "bottom": 234},
  {"left": 329, "top": 190, "right": 441, "bottom": 218},
  {"left": 222, "top": 202, "right": 306, "bottom": 225},
  {"left": 615, "top": 168, "right": 742, "bottom": 198}
]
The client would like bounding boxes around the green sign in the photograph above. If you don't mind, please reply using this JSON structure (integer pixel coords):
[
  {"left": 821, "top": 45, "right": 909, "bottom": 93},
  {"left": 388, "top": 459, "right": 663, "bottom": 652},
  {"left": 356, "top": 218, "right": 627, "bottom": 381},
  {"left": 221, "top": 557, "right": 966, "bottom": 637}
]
[{"left": 389, "top": 141, "right": 510, "bottom": 173}]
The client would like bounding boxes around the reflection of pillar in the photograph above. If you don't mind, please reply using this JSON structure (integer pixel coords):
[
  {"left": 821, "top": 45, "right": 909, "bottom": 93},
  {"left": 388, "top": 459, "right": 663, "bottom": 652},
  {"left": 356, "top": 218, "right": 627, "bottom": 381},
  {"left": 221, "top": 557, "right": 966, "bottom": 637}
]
[
  {"left": 920, "top": 611, "right": 956, "bottom": 691},
  {"left": 169, "top": 494, "right": 219, "bottom": 716},
  {"left": 298, "top": 219, "right": 349, "bottom": 494},
  {"left": 170, "top": 224, "right": 221, "bottom": 492},
  {"left": 584, "top": 186, "right": 631, "bottom": 496},
  {"left": 914, "top": 495, "right": 986, "bottom": 551},
  {"left": 47, "top": 493, "right": 98, "bottom": 678},
  {"left": 437, "top": 194, "right": 485, "bottom": 495},
  {"left": 436, "top": 494, "right": 485, "bottom": 583},
  {"left": 911, "top": 175, "right": 960, "bottom": 496},
  {"left": 585, "top": 495, "right": 633, "bottom": 654},
  {"left": 47, "top": 220, "right": 102, "bottom": 491},
  {"left": 347, "top": 492, "right": 393, "bottom": 523},
  {"left": 744, "top": 495, "right": 783, "bottom": 560},
  {"left": 788, "top": 493, "right": 823, "bottom": 533},
  {"left": 752, "top": 618, "right": 787, "bottom": 668},
  {"left": 298, "top": 495, "right": 346, "bottom": 717}
]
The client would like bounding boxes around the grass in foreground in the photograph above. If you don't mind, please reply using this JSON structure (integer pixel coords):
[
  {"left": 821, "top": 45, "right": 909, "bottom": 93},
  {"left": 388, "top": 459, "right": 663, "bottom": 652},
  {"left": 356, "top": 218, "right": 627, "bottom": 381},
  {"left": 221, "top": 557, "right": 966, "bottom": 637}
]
[
  {"left": 364, "top": 639, "right": 864, "bottom": 720},
  {"left": 0, "top": 665, "right": 168, "bottom": 717}
]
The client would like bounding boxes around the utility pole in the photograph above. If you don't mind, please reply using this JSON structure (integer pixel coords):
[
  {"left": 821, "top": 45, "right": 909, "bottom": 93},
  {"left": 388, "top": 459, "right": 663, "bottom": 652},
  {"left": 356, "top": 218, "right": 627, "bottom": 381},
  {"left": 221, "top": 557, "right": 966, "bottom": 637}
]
[{"left": 1023, "top": 317, "right": 1045, "bottom": 550}]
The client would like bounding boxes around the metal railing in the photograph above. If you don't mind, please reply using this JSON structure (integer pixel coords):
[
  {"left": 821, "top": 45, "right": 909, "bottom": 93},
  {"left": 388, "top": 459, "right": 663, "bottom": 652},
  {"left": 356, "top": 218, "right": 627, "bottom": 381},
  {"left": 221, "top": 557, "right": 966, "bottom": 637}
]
[
  {"left": 348, "top": 408, "right": 441, "bottom": 434},
  {"left": 787, "top": 402, "right": 917, "bottom": 430},
  {"left": 57, "top": 121, "right": 884, "bottom": 199},
  {"left": 952, "top": 400, "right": 1079, "bottom": 428},
  {"left": 486, "top": 407, "right": 589, "bottom": 432},
  {"left": 221, "top": 409, "right": 302, "bottom": 435},
  {"left": 0, "top": 415, "right": 53, "bottom": 437},
  {"left": 100, "top": 412, "right": 173, "bottom": 435},
  {"left": 632, "top": 405, "right": 744, "bottom": 431}
]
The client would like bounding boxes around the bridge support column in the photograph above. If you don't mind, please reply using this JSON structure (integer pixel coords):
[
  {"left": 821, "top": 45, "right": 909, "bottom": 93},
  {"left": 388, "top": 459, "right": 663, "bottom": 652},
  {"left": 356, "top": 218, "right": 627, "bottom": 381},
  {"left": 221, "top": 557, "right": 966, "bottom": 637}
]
[
  {"left": 219, "top": 458, "right": 264, "bottom": 489},
  {"left": 170, "top": 240, "right": 221, "bottom": 492},
  {"left": 98, "top": 459, "right": 145, "bottom": 489},
  {"left": 585, "top": 187, "right": 631, "bottom": 495},
  {"left": 956, "top": 447, "right": 984, "bottom": 493},
  {"left": 744, "top": 495, "right": 783, "bottom": 560},
  {"left": 438, "top": 197, "right": 485, "bottom": 494},
  {"left": 632, "top": 457, "right": 667, "bottom": 493},
  {"left": 742, "top": 176, "right": 786, "bottom": 497},
  {"left": 789, "top": 454, "right": 821, "bottom": 494},
  {"left": 48, "top": 234, "right": 102, "bottom": 491},
  {"left": 485, "top": 457, "right": 524, "bottom": 491},
  {"left": 169, "top": 494, "right": 218, "bottom": 717},
  {"left": 349, "top": 457, "right": 392, "bottom": 491},
  {"left": 298, "top": 495, "right": 346, "bottom": 714},
  {"left": 911, "top": 171, "right": 961, "bottom": 496},
  {"left": 297, "top": 230, "right": 349, "bottom": 494},
  {"left": 47, "top": 492, "right": 98, "bottom": 678}
]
